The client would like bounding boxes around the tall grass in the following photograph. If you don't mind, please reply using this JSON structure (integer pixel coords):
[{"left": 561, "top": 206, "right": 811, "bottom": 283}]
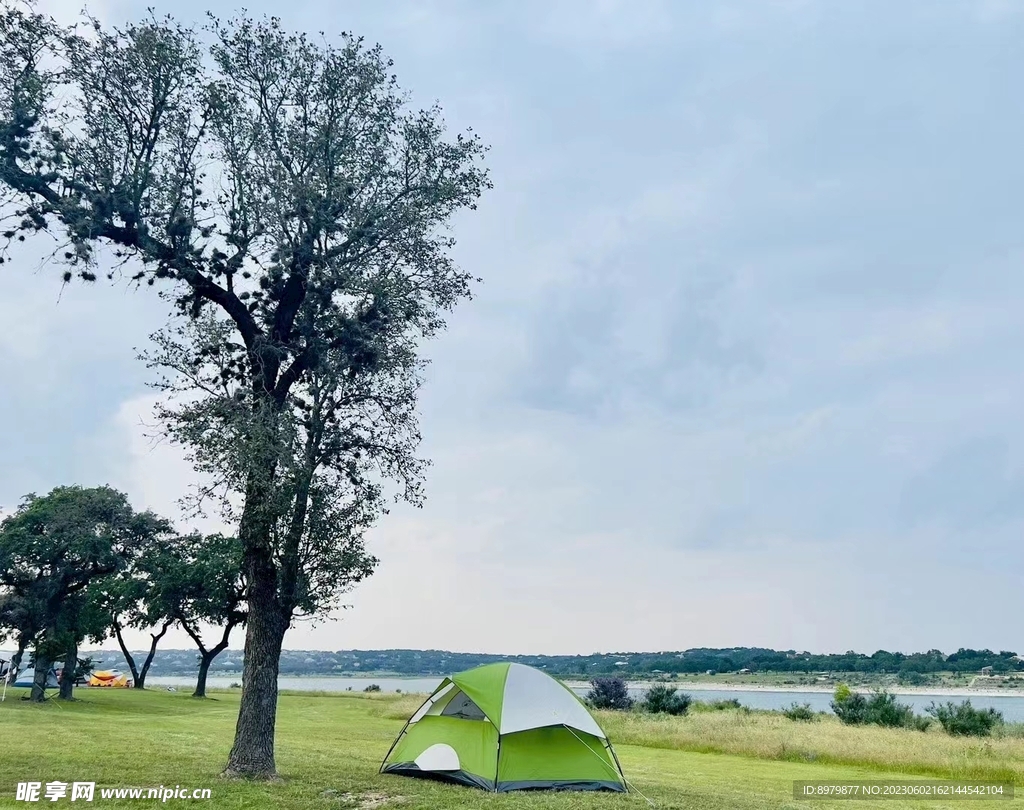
[{"left": 596, "top": 708, "right": 1024, "bottom": 784}]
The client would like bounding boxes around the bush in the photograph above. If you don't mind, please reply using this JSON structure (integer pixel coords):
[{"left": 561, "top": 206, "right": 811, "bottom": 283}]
[
  {"left": 708, "top": 698, "right": 742, "bottom": 710},
  {"left": 831, "top": 684, "right": 868, "bottom": 725},
  {"left": 640, "top": 684, "right": 692, "bottom": 716},
  {"left": 783, "top": 702, "right": 817, "bottom": 722},
  {"left": 864, "top": 690, "right": 917, "bottom": 728},
  {"left": 926, "top": 700, "right": 1003, "bottom": 737},
  {"left": 363, "top": 684, "right": 381, "bottom": 693},
  {"left": 586, "top": 677, "right": 634, "bottom": 710},
  {"left": 831, "top": 686, "right": 927, "bottom": 730}
]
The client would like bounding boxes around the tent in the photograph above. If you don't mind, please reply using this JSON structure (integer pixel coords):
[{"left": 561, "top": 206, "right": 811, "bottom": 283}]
[
  {"left": 380, "top": 663, "right": 626, "bottom": 793},
  {"left": 87, "top": 670, "right": 131, "bottom": 688},
  {"left": 12, "top": 667, "right": 59, "bottom": 689}
]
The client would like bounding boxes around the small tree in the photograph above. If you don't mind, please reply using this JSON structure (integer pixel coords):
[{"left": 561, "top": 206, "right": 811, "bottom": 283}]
[
  {"left": 166, "top": 533, "right": 247, "bottom": 698},
  {"left": 586, "top": 677, "right": 634, "bottom": 710},
  {"left": 101, "top": 546, "right": 179, "bottom": 689},
  {"left": 640, "top": 684, "right": 691, "bottom": 716}
]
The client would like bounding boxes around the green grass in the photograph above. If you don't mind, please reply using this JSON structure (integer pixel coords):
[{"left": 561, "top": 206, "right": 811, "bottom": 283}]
[{"left": 0, "top": 688, "right": 1018, "bottom": 809}]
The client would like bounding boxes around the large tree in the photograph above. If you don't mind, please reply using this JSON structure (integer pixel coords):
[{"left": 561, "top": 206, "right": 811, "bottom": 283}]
[
  {"left": 0, "top": 486, "right": 172, "bottom": 701},
  {"left": 0, "top": 8, "right": 488, "bottom": 775}
]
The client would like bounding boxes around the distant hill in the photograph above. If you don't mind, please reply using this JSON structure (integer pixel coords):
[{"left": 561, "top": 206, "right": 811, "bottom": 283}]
[{"left": 5, "top": 646, "right": 1020, "bottom": 679}]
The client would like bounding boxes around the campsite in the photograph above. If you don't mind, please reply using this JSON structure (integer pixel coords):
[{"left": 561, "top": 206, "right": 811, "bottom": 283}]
[{"left": 2, "top": 1, "right": 1024, "bottom": 808}]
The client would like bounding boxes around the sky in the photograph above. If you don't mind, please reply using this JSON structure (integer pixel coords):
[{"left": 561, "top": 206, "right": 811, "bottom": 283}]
[{"left": 2, "top": 0, "right": 1024, "bottom": 656}]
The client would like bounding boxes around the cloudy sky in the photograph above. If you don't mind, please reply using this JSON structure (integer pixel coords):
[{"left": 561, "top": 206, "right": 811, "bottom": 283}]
[{"left": 3, "top": 0, "right": 1024, "bottom": 656}]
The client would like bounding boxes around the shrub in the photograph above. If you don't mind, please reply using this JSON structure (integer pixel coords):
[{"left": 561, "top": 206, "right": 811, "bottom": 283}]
[
  {"left": 864, "top": 691, "right": 917, "bottom": 728},
  {"left": 709, "top": 698, "right": 742, "bottom": 710},
  {"left": 641, "top": 684, "right": 692, "bottom": 716},
  {"left": 832, "top": 686, "right": 927, "bottom": 730},
  {"left": 926, "top": 700, "right": 1003, "bottom": 737},
  {"left": 586, "top": 677, "right": 634, "bottom": 710},
  {"left": 363, "top": 684, "right": 381, "bottom": 693},
  {"left": 783, "top": 702, "right": 817, "bottom": 722},
  {"left": 831, "top": 684, "right": 868, "bottom": 725}
]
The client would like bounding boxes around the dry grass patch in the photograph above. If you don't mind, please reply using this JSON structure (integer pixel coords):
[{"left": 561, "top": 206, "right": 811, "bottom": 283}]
[{"left": 597, "top": 708, "right": 1024, "bottom": 784}]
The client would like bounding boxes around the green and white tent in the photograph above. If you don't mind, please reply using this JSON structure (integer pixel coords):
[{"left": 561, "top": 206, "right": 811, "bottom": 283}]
[{"left": 380, "top": 662, "right": 627, "bottom": 793}]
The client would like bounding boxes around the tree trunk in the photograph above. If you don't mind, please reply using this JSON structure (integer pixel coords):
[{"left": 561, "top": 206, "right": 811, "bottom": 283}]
[
  {"left": 224, "top": 564, "right": 287, "bottom": 778},
  {"left": 59, "top": 642, "right": 77, "bottom": 700},
  {"left": 134, "top": 620, "right": 172, "bottom": 689},
  {"left": 31, "top": 650, "right": 51, "bottom": 703},
  {"left": 194, "top": 654, "right": 213, "bottom": 699},
  {"left": 10, "top": 636, "right": 28, "bottom": 682},
  {"left": 191, "top": 621, "right": 236, "bottom": 699},
  {"left": 223, "top": 390, "right": 290, "bottom": 778},
  {"left": 113, "top": 619, "right": 142, "bottom": 686}
]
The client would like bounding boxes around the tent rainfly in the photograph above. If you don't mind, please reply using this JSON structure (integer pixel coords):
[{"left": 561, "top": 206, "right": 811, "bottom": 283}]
[
  {"left": 12, "top": 667, "right": 59, "bottom": 689},
  {"left": 380, "top": 662, "right": 627, "bottom": 793}
]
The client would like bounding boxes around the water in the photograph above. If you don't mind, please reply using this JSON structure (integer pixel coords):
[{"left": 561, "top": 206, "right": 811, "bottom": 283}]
[
  {"left": 145, "top": 676, "right": 1024, "bottom": 723},
  {"left": 665, "top": 688, "right": 1024, "bottom": 723},
  {"left": 147, "top": 675, "right": 444, "bottom": 694}
]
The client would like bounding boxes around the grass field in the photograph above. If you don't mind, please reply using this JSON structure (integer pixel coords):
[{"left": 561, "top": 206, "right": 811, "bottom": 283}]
[{"left": 0, "top": 688, "right": 1019, "bottom": 809}]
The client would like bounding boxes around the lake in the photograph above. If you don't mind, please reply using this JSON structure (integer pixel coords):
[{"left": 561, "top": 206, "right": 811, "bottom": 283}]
[{"left": 145, "top": 676, "right": 1024, "bottom": 723}]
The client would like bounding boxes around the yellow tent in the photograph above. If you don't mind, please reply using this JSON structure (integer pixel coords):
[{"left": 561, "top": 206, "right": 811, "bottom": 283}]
[{"left": 87, "top": 670, "right": 131, "bottom": 688}]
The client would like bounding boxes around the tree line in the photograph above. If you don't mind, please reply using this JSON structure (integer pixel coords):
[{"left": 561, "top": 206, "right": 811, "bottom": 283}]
[
  {"left": 0, "top": 485, "right": 246, "bottom": 701},
  {"left": 16, "top": 643, "right": 1019, "bottom": 682}
]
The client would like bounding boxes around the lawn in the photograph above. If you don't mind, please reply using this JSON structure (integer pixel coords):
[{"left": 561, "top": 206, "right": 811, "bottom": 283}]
[{"left": 0, "top": 688, "right": 1018, "bottom": 809}]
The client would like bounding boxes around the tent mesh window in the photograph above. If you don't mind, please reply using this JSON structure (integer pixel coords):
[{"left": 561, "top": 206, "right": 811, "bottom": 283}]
[{"left": 439, "top": 690, "right": 487, "bottom": 720}]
